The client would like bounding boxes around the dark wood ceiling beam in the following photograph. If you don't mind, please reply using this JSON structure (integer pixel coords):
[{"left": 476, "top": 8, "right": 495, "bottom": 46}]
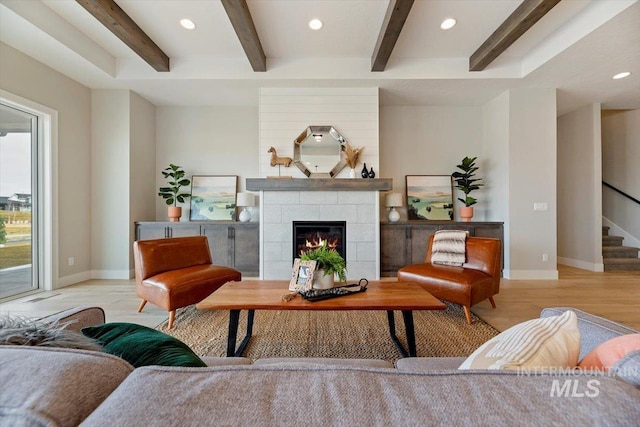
[
  {"left": 75, "top": 0, "right": 169, "bottom": 72},
  {"left": 371, "top": 0, "right": 415, "bottom": 72},
  {"left": 469, "top": 0, "right": 562, "bottom": 72},
  {"left": 221, "top": 0, "right": 266, "bottom": 72}
]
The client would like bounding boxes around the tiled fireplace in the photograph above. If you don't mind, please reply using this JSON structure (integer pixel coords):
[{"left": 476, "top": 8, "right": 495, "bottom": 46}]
[
  {"left": 257, "top": 188, "right": 382, "bottom": 281},
  {"left": 260, "top": 191, "right": 380, "bottom": 280}
]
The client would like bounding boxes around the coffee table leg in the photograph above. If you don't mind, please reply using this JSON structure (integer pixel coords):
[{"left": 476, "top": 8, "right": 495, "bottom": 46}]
[
  {"left": 226, "top": 309, "right": 255, "bottom": 357},
  {"left": 402, "top": 310, "right": 417, "bottom": 357},
  {"left": 227, "top": 310, "right": 240, "bottom": 357},
  {"left": 387, "top": 310, "right": 417, "bottom": 357},
  {"left": 387, "top": 310, "right": 407, "bottom": 358}
]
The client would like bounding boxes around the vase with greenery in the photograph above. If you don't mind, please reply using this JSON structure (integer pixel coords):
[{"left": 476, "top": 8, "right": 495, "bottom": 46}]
[
  {"left": 452, "top": 156, "right": 484, "bottom": 222},
  {"left": 158, "top": 164, "right": 191, "bottom": 222},
  {"left": 300, "top": 241, "right": 347, "bottom": 289}
]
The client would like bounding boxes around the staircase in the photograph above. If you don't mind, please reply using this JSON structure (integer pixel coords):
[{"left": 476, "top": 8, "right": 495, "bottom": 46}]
[{"left": 602, "top": 226, "right": 640, "bottom": 271}]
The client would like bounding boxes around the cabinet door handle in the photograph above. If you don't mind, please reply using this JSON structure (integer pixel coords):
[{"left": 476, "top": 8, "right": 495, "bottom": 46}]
[{"left": 228, "top": 227, "right": 235, "bottom": 239}]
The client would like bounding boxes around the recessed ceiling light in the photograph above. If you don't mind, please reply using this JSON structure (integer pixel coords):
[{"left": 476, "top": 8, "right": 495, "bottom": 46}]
[
  {"left": 440, "top": 18, "right": 457, "bottom": 30},
  {"left": 309, "top": 18, "right": 323, "bottom": 31},
  {"left": 613, "top": 71, "right": 631, "bottom": 80},
  {"left": 180, "top": 18, "right": 196, "bottom": 30}
]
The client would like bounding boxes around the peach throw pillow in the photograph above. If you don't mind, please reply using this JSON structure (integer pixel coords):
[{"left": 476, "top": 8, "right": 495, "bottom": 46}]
[{"left": 578, "top": 334, "right": 640, "bottom": 371}]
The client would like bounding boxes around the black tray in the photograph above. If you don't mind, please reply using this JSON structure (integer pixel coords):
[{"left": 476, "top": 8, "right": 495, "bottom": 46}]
[{"left": 299, "top": 280, "right": 368, "bottom": 302}]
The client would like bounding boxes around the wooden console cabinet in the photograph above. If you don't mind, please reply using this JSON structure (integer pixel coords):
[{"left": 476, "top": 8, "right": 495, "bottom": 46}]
[
  {"left": 135, "top": 221, "right": 259, "bottom": 277},
  {"left": 380, "top": 221, "right": 504, "bottom": 277}
]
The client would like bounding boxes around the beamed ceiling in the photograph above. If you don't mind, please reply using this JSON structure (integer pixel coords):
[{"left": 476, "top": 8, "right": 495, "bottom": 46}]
[{"left": 0, "top": 0, "right": 638, "bottom": 115}]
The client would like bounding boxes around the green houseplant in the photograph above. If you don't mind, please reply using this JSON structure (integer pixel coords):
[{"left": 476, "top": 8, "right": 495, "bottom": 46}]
[
  {"left": 452, "top": 156, "right": 484, "bottom": 222},
  {"left": 158, "top": 164, "right": 191, "bottom": 222},
  {"left": 300, "top": 241, "right": 347, "bottom": 289}
]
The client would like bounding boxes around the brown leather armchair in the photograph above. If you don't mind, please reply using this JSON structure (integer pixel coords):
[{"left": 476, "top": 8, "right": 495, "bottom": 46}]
[
  {"left": 397, "top": 235, "right": 501, "bottom": 325},
  {"left": 133, "top": 236, "right": 241, "bottom": 328}
]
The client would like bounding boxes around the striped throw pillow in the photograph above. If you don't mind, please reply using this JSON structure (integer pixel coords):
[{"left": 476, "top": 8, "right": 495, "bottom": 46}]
[{"left": 459, "top": 310, "right": 580, "bottom": 370}]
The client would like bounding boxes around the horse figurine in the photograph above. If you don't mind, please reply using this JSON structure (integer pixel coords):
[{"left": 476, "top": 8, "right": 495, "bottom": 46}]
[{"left": 268, "top": 146, "right": 293, "bottom": 167}]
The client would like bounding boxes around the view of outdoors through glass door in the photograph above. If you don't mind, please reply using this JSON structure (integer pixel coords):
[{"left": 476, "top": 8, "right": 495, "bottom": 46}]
[{"left": 0, "top": 103, "right": 38, "bottom": 299}]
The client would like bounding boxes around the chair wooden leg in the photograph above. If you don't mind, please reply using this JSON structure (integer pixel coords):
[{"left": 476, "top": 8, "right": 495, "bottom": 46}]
[
  {"left": 137, "top": 300, "right": 147, "bottom": 313},
  {"left": 488, "top": 296, "right": 496, "bottom": 308},
  {"left": 168, "top": 310, "right": 176, "bottom": 329},
  {"left": 463, "top": 306, "right": 473, "bottom": 325}
]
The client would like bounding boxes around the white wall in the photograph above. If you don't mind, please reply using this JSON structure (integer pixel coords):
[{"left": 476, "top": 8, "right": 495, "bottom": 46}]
[
  {"left": 380, "top": 105, "right": 484, "bottom": 221},
  {"left": 129, "top": 92, "right": 156, "bottom": 269},
  {"left": 382, "top": 93, "right": 557, "bottom": 280},
  {"left": 91, "top": 90, "right": 130, "bottom": 277},
  {"left": 92, "top": 90, "right": 156, "bottom": 278},
  {"left": 507, "top": 88, "right": 558, "bottom": 279},
  {"left": 258, "top": 88, "right": 379, "bottom": 178},
  {"left": 0, "top": 42, "right": 91, "bottom": 287},
  {"left": 481, "top": 89, "right": 558, "bottom": 279},
  {"left": 482, "top": 91, "right": 511, "bottom": 269},
  {"left": 557, "top": 104, "right": 603, "bottom": 271},
  {"left": 155, "top": 106, "right": 258, "bottom": 221},
  {"left": 601, "top": 109, "right": 640, "bottom": 243}
]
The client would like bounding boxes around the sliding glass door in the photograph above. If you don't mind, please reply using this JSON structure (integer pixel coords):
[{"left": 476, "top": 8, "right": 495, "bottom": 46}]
[{"left": 0, "top": 103, "right": 39, "bottom": 299}]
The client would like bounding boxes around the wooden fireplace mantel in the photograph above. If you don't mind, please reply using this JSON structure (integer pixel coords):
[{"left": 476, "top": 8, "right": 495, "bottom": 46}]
[{"left": 246, "top": 178, "right": 392, "bottom": 192}]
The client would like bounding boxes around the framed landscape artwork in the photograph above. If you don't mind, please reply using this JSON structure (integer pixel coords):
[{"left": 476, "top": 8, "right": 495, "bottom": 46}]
[
  {"left": 189, "top": 175, "right": 238, "bottom": 221},
  {"left": 405, "top": 175, "right": 454, "bottom": 221}
]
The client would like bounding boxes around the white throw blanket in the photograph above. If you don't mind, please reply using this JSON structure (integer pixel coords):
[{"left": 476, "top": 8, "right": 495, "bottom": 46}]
[{"left": 430, "top": 230, "right": 468, "bottom": 266}]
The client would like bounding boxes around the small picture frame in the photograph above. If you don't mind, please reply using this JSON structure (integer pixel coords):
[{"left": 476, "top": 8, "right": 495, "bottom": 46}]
[
  {"left": 289, "top": 259, "right": 316, "bottom": 292},
  {"left": 405, "top": 175, "right": 454, "bottom": 221}
]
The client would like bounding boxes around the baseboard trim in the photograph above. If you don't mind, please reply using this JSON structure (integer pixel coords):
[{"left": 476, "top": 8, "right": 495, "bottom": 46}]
[
  {"left": 55, "top": 269, "right": 134, "bottom": 288},
  {"left": 503, "top": 270, "right": 559, "bottom": 280},
  {"left": 56, "top": 271, "right": 92, "bottom": 288},
  {"left": 91, "top": 270, "right": 134, "bottom": 280},
  {"left": 558, "top": 257, "right": 604, "bottom": 272}
]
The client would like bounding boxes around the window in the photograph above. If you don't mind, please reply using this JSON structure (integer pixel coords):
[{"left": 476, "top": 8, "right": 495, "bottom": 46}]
[{"left": 0, "top": 102, "right": 40, "bottom": 299}]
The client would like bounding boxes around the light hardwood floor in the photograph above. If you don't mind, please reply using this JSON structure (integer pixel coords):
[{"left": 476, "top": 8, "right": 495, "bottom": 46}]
[{"left": 0, "top": 266, "right": 638, "bottom": 331}]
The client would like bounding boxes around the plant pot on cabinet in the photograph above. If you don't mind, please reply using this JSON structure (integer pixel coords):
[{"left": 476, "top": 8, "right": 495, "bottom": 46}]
[
  {"left": 168, "top": 206, "right": 182, "bottom": 222},
  {"left": 459, "top": 206, "right": 474, "bottom": 222},
  {"left": 313, "top": 270, "right": 334, "bottom": 289}
]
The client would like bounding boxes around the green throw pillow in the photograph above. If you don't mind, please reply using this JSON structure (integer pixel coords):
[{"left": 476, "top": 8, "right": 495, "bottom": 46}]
[{"left": 81, "top": 322, "right": 206, "bottom": 368}]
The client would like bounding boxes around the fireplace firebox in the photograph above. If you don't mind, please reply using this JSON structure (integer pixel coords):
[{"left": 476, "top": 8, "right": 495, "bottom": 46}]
[{"left": 292, "top": 221, "right": 346, "bottom": 261}]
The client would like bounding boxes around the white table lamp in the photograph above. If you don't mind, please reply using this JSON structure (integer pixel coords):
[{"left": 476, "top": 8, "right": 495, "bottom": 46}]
[
  {"left": 237, "top": 192, "right": 255, "bottom": 222},
  {"left": 385, "top": 192, "right": 402, "bottom": 223}
]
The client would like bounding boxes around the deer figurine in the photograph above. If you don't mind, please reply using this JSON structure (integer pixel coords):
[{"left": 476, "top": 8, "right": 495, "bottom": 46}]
[{"left": 268, "top": 146, "right": 293, "bottom": 167}]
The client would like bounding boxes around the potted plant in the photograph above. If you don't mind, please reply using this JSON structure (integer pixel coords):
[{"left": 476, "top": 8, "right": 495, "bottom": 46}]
[
  {"left": 452, "top": 156, "right": 484, "bottom": 222},
  {"left": 158, "top": 164, "right": 191, "bottom": 222},
  {"left": 300, "top": 241, "right": 347, "bottom": 289}
]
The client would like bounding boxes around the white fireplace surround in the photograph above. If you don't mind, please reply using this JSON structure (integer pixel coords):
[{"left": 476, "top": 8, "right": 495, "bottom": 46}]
[
  {"left": 259, "top": 190, "right": 380, "bottom": 281},
  {"left": 257, "top": 87, "right": 381, "bottom": 281}
]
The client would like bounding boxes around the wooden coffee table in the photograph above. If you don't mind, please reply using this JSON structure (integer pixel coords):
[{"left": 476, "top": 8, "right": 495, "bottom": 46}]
[{"left": 196, "top": 280, "right": 446, "bottom": 358}]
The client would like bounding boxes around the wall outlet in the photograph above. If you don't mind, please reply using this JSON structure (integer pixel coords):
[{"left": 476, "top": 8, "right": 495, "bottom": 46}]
[
  {"left": 542, "top": 253, "right": 549, "bottom": 262},
  {"left": 68, "top": 257, "right": 74, "bottom": 266},
  {"left": 534, "top": 202, "right": 549, "bottom": 211}
]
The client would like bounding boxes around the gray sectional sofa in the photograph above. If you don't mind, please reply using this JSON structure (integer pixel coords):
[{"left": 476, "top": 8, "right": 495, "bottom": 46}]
[{"left": 1, "top": 306, "right": 638, "bottom": 426}]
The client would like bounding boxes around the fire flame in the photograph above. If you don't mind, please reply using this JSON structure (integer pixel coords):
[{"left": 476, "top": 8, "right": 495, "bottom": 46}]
[{"left": 300, "top": 235, "right": 339, "bottom": 255}]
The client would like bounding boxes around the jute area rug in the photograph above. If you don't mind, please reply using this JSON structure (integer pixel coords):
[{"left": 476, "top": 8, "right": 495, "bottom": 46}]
[{"left": 157, "top": 302, "right": 499, "bottom": 362}]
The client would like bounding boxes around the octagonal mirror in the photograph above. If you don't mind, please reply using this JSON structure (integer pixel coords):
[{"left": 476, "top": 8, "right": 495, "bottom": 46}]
[{"left": 293, "top": 125, "right": 347, "bottom": 178}]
